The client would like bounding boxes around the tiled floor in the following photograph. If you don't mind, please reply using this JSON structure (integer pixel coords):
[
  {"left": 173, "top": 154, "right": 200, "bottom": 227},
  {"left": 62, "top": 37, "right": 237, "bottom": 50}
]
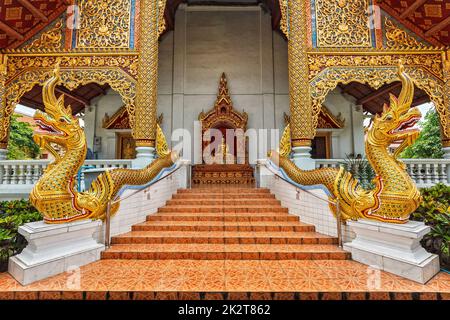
[
  {"left": 0, "top": 260, "right": 448, "bottom": 300},
  {"left": 1, "top": 188, "right": 449, "bottom": 300}
]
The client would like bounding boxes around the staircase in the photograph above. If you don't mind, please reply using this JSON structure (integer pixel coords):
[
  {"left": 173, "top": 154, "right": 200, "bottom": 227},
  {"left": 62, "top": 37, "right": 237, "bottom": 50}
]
[{"left": 102, "top": 188, "right": 350, "bottom": 261}]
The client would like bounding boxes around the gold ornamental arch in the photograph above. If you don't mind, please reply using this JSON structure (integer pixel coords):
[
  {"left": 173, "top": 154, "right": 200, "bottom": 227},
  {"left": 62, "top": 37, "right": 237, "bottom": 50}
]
[
  {"left": 309, "top": 65, "right": 449, "bottom": 138},
  {"left": 1, "top": 66, "right": 137, "bottom": 144}
]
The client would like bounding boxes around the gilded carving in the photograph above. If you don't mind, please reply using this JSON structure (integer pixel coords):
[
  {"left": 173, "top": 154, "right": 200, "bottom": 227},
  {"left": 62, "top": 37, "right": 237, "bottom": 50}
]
[
  {"left": 199, "top": 73, "right": 248, "bottom": 132},
  {"left": 103, "top": 106, "right": 131, "bottom": 129},
  {"left": 76, "top": 0, "right": 132, "bottom": 49},
  {"left": 0, "top": 55, "right": 7, "bottom": 149},
  {"left": 278, "top": 0, "right": 289, "bottom": 39},
  {"left": 441, "top": 51, "right": 450, "bottom": 144},
  {"left": 309, "top": 65, "right": 449, "bottom": 138},
  {"left": 285, "top": 108, "right": 345, "bottom": 130},
  {"left": 308, "top": 53, "right": 444, "bottom": 81},
  {"left": 270, "top": 66, "right": 422, "bottom": 224},
  {"left": 6, "top": 55, "right": 138, "bottom": 80},
  {"left": 134, "top": 0, "right": 161, "bottom": 147},
  {"left": 318, "top": 105, "right": 345, "bottom": 129},
  {"left": 315, "top": 0, "right": 372, "bottom": 48},
  {"left": 384, "top": 18, "right": 428, "bottom": 50},
  {"left": 1, "top": 56, "right": 137, "bottom": 144},
  {"left": 22, "top": 20, "right": 64, "bottom": 51},
  {"left": 158, "top": 0, "right": 168, "bottom": 37},
  {"left": 288, "top": 0, "right": 314, "bottom": 147},
  {"left": 278, "top": 123, "right": 291, "bottom": 158}
]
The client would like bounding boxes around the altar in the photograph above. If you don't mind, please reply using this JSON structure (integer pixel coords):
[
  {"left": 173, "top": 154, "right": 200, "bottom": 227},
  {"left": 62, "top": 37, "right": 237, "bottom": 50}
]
[
  {"left": 192, "top": 164, "right": 255, "bottom": 186},
  {"left": 193, "top": 73, "right": 255, "bottom": 186}
]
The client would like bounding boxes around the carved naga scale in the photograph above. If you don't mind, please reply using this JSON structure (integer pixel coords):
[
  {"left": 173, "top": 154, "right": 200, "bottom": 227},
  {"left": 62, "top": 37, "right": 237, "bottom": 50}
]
[
  {"left": 270, "top": 66, "right": 422, "bottom": 224},
  {"left": 30, "top": 66, "right": 177, "bottom": 224}
]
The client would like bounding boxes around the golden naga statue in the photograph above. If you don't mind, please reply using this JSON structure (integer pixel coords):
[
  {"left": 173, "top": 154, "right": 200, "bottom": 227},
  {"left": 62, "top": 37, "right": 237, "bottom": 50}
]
[
  {"left": 270, "top": 66, "right": 422, "bottom": 224},
  {"left": 30, "top": 66, "right": 178, "bottom": 224}
]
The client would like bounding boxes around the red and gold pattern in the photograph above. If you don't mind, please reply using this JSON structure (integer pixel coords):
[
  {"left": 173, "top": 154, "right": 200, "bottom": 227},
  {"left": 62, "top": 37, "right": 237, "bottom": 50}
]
[
  {"left": 379, "top": 0, "right": 450, "bottom": 47},
  {"left": 0, "top": 0, "right": 67, "bottom": 49}
]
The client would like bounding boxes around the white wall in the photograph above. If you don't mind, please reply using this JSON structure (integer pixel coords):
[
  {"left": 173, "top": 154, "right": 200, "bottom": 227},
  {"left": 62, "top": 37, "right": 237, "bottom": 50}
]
[
  {"left": 158, "top": 5, "right": 289, "bottom": 163},
  {"left": 257, "top": 161, "right": 355, "bottom": 243},
  {"left": 83, "top": 89, "right": 131, "bottom": 159},
  {"left": 323, "top": 90, "right": 366, "bottom": 159}
]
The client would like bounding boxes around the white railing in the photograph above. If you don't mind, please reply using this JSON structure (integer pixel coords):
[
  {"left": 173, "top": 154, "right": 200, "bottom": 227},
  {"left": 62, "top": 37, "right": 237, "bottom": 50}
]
[
  {"left": 0, "top": 159, "right": 132, "bottom": 185},
  {"left": 0, "top": 158, "right": 448, "bottom": 199},
  {"left": 84, "top": 160, "right": 133, "bottom": 170},
  {"left": 316, "top": 159, "right": 450, "bottom": 187},
  {"left": 0, "top": 160, "right": 50, "bottom": 185}
]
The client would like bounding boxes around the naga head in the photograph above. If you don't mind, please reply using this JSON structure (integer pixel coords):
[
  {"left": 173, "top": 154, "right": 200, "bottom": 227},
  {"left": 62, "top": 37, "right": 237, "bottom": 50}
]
[
  {"left": 33, "top": 64, "right": 83, "bottom": 148},
  {"left": 370, "top": 65, "right": 422, "bottom": 144}
]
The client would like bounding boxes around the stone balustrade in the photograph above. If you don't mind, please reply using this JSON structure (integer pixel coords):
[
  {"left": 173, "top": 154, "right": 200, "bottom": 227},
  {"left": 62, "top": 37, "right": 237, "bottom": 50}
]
[
  {"left": 0, "top": 160, "right": 49, "bottom": 186},
  {"left": 315, "top": 159, "right": 450, "bottom": 188},
  {"left": 0, "top": 159, "right": 133, "bottom": 200},
  {"left": 0, "top": 158, "right": 448, "bottom": 200}
]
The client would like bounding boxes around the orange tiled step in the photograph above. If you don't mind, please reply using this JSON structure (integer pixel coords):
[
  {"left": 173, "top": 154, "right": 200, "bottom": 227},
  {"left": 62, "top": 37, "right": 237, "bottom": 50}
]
[
  {"left": 146, "top": 213, "right": 299, "bottom": 222},
  {"left": 166, "top": 199, "right": 282, "bottom": 206},
  {"left": 132, "top": 221, "right": 315, "bottom": 232},
  {"left": 101, "top": 244, "right": 350, "bottom": 260},
  {"left": 177, "top": 188, "right": 270, "bottom": 194},
  {"left": 158, "top": 206, "right": 289, "bottom": 213},
  {"left": 110, "top": 231, "right": 338, "bottom": 245},
  {"left": 172, "top": 193, "right": 277, "bottom": 200}
]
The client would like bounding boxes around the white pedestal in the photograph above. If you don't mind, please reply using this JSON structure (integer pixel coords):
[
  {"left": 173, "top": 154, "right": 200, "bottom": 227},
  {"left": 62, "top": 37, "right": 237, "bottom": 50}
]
[
  {"left": 133, "top": 146, "right": 156, "bottom": 168},
  {"left": 291, "top": 146, "right": 316, "bottom": 170},
  {"left": 9, "top": 220, "right": 104, "bottom": 285},
  {"left": 344, "top": 219, "right": 440, "bottom": 284},
  {"left": 177, "top": 159, "right": 192, "bottom": 189}
]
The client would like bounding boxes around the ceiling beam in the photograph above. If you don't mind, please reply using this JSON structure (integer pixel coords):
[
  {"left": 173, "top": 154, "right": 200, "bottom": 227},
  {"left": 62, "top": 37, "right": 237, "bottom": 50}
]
[
  {"left": 19, "top": 97, "right": 44, "bottom": 110},
  {"left": 90, "top": 83, "right": 107, "bottom": 95},
  {"left": 399, "top": 0, "right": 428, "bottom": 19},
  {"left": 340, "top": 83, "right": 358, "bottom": 95},
  {"left": 425, "top": 15, "right": 450, "bottom": 37},
  {"left": 55, "top": 87, "right": 90, "bottom": 106},
  {"left": 18, "top": 0, "right": 49, "bottom": 23},
  {"left": 357, "top": 82, "right": 402, "bottom": 105},
  {"left": 0, "top": 21, "right": 24, "bottom": 40},
  {"left": 411, "top": 95, "right": 430, "bottom": 107}
]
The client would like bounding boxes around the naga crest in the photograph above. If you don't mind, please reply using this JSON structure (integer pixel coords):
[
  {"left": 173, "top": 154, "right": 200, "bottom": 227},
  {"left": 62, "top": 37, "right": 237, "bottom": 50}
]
[
  {"left": 370, "top": 65, "right": 422, "bottom": 145},
  {"left": 33, "top": 64, "right": 85, "bottom": 159}
]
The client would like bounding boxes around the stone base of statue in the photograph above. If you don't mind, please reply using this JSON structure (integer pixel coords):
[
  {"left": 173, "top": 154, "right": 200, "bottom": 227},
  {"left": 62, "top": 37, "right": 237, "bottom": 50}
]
[
  {"left": 9, "top": 220, "right": 104, "bottom": 285},
  {"left": 344, "top": 219, "right": 440, "bottom": 284}
]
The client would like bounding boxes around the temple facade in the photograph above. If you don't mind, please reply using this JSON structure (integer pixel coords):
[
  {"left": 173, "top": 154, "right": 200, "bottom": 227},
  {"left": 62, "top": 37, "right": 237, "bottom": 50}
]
[
  {"left": 0, "top": 1, "right": 449, "bottom": 165},
  {"left": 0, "top": 0, "right": 450, "bottom": 300}
]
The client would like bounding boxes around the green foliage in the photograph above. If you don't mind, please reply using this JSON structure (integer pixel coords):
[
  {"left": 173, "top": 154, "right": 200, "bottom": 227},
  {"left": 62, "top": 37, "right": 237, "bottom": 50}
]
[
  {"left": 0, "top": 200, "right": 42, "bottom": 272},
  {"left": 339, "top": 155, "right": 375, "bottom": 190},
  {"left": 411, "top": 184, "right": 450, "bottom": 269},
  {"left": 401, "top": 110, "right": 444, "bottom": 159},
  {"left": 7, "top": 115, "right": 40, "bottom": 160}
]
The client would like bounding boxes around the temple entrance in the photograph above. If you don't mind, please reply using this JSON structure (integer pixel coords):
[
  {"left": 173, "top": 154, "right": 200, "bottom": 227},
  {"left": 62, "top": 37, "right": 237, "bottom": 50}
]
[{"left": 193, "top": 73, "right": 254, "bottom": 186}]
